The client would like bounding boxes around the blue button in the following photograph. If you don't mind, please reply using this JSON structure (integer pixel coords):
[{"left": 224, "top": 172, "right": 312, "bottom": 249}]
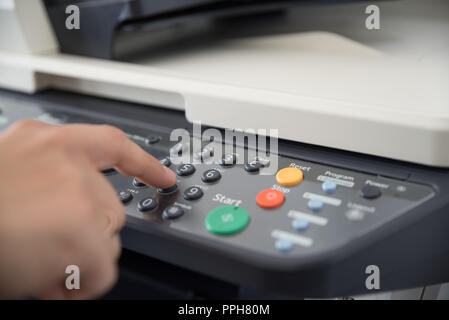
[
  {"left": 308, "top": 199, "right": 324, "bottom": 212},
  {"left": 322, "top": 181, "right": 337, "bottom": 193},
  {"left": 275, "top": 239, "right": 293, "bottom": 252},
  {"left": 292, "top": 218, "right": 310, "bottom": 231}
]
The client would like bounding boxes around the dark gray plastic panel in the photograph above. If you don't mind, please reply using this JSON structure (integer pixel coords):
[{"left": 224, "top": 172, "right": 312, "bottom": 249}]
[{"left": 1, "top": 89, "right": 448, "bottom": 298}]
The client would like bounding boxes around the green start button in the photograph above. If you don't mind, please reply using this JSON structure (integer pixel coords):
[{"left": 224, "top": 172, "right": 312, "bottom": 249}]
[{"left": 205, "top": 206, "right": 250, "bottom": 235}]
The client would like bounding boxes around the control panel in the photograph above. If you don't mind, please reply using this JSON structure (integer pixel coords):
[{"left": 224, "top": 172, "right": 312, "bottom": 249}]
[
  {"left": 1, "top": 90, "right": 448, "bottom": 298},
  {"left": 1, "top": 95, "right": 433, "bottom": 256},
  {"left": 108, "top": 141, "right": 434, "bottom": 257}
]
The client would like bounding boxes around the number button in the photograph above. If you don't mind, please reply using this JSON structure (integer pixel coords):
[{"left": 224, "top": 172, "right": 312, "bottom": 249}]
[
  {"left": 183, "top": 186, "right": 204, "bottom": 201},
  {"left": 118, "top": 191, "right": 133, "bottom": 204},
  {"left": 201, "top": 169, "right": 221, "bottom": 183},
  {"left": 170, "top": 143, "right": 189, "bottom": 155},
  {"left": 133, "top": 178, "right": 147, "bottom": 188},
  {"left": 145, "top": 135, "right": 161, "bottom": 145},
  {"left": 163, "top": 205, "right": 184, "bottom": 220},
  {"left": 137, "top": 197, "right": 158, "bottom": 212},
  {"left": 244, "top": 160, "right": 262, "bottom": 173},
  {"left": 159, "top": 157, "right": 171, "bottom": 167},
  {"left": 219, "top": 154, "right": 237, "bottom": 167},
  {"left": 253, "top": 156, "right": 270, "bottom": 167},
  {"left": 157, "top": 184, "right": 178, "bottom": 195},
  {"left": 194, "top": 147, "right": 213, "bottom": 161},
  {"left": 176, "top": 164, "right": 196, "bottom": 176}
]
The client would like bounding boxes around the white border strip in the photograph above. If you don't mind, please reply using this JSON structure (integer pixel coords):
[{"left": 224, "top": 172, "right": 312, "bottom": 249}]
[
  {"left": 287, "top": 210, "right": 328, "bottom": 226},
  {"left": 271, "top": 229, "right": 313, "bottom": 248},
  {"left": 317, "top": 175, "right": 355, "bottom": 188},
  {"left": 303, "top": 192, "right": 342, "bottom": 206}
]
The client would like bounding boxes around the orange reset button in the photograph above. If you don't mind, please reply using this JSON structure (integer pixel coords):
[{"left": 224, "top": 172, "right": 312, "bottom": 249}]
[{"left": 276, "top": 167, "right": 304, "bottom": 186}]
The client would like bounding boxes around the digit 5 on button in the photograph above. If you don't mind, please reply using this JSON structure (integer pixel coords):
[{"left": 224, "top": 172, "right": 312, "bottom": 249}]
[{"left": 256, "top": 189, "right": 285, "bottom": 209}]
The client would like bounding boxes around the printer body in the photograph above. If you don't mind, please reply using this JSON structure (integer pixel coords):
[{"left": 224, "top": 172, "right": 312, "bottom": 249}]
[{"left": 0, "top": 0, "right": 449, "bottom": 299}]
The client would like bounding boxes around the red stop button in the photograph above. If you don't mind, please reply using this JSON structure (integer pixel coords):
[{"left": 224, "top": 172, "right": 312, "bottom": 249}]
[{"left": 256, "top": 189, "right": 285, "bottom": 209}]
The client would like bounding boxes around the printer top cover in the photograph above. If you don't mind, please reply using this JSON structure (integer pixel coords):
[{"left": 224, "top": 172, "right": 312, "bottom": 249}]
[{"left": 0, "top": 0, "right": 448, "bottom": 167}]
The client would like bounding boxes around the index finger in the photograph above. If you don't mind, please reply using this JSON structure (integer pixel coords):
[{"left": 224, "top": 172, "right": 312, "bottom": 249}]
[{"left": 57, "top": 124, "right": 177, "bottom": 189}]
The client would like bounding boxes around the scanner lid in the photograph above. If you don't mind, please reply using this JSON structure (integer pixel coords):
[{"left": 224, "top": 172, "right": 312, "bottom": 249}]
[{"left": 0, "top": 0, "right": 448, "bottom": 167}]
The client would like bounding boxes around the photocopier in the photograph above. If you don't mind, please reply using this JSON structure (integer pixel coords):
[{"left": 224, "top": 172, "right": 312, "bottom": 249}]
[{"left": 0, "top": 0, "right": 448, "bottom": 299}]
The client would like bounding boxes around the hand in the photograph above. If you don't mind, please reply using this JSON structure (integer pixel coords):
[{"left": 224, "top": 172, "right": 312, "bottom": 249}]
[{"left": 0, "top": 120, "right": 176, "bottom": 299}]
